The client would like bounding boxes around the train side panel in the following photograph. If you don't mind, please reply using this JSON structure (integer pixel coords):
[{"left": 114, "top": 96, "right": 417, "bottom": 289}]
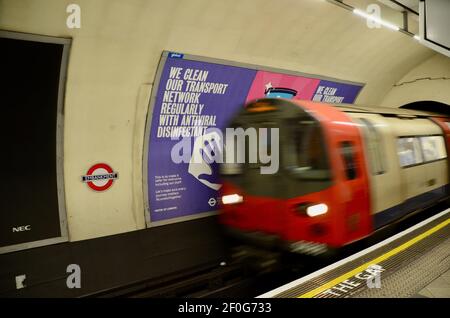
[
  {"left": 350, "top": 114, "right": 449, "bottom": 229},
  {"left": 389, "top": 118, "right": 448, "bottom": 211}
]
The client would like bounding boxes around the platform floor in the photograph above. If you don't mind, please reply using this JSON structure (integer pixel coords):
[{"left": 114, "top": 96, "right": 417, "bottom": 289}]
[
  {"left": 416, "top": 268, "right": 450, "bottom": 298},
  {"left": 258, "top": 208, "right": 450, "bottom": 298},
  {"left": 354, "top": 236, "right": 449, "bottom": 297}
]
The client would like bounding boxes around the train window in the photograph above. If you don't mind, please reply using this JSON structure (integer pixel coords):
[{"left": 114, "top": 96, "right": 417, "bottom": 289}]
[
  {"left": 419, "top": 136, "right": 447, "bottom": 162},
  {"left": 397, "top": 137, "right": 423, "bottom": 167},
  {"left": 357, "top": 118, "right": 386, "bottom": 175},
  {"left": 340, "top": 141, "right": 357, "bottom": 180},
  {"left": 285, "top": 118, "right": 331, "bottom": 180}
]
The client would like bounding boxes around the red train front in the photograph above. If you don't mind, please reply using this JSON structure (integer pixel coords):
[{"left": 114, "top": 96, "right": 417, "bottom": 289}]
[{"left": 219, "top": 98, "right": 449, "bottom": 256}]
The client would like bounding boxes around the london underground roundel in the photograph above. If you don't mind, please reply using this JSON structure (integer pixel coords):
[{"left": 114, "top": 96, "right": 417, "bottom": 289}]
[{"left": 81, "top": 163, "right": 118, "bottom": 192}]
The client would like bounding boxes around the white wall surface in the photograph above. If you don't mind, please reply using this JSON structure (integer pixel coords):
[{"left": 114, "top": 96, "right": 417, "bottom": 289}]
[{"left": 381, "top": 53, "right": 450, "bottom": 107}]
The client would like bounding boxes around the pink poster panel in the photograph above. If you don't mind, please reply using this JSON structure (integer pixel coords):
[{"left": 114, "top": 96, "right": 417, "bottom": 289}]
[{"left": 245, "top": 70, "right": 321, "bottom": 103}]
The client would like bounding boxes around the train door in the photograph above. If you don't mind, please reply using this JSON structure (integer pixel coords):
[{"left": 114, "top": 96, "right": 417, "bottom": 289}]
[
  {"left": 349, "top": 114, "right": 403, "bottom": 229},
  {"left": 313, "top": 110, "right": 372, "bottom": 245}
]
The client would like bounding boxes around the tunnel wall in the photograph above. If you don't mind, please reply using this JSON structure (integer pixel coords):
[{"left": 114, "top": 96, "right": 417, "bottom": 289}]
[{"left": 381, "top": 54, "right": 450, "bottom": 108}]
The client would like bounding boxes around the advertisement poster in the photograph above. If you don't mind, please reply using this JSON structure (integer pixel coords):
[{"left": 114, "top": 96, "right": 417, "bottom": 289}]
[{"left": 145, "top": 52, "right": 364, "bottom": 224}]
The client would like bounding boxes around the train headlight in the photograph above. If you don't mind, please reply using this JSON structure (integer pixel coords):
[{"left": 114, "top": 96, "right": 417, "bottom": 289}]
[
  {"left": 222, "top": 194, "right": 243, "bottom": 205},
  {"left": 306, "top": 203, "right": 328, "bottom": 217}
]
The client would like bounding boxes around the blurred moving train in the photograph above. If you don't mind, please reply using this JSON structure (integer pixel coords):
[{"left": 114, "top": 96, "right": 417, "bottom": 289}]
[{"left": 219, "top": 99, "right": 450, "bottom": 256}]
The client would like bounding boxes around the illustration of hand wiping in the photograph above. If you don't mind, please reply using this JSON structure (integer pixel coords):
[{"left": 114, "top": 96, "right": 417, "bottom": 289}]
[{"left": 188, "top": 130, "right": 223, "bottom": 190}]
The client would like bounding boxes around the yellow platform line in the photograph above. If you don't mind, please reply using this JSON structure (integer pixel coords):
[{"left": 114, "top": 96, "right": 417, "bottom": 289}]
[{"left": 298, "top": 217, "right": 450, "bottom": 298}]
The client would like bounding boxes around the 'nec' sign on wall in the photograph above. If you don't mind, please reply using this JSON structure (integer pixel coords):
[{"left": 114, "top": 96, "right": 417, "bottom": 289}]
[{"left": 12, "top": 225, "right": 31, "bottom": 233}]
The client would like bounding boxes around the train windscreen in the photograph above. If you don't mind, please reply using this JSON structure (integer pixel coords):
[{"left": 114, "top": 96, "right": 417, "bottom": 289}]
[{"left": 221, "top": 99, "right": 332, "bottom": 199}]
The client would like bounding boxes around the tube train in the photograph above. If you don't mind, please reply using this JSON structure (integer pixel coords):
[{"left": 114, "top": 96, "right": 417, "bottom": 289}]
[{"left": 219, "top": 98, "right": 450, "bottom": 256}]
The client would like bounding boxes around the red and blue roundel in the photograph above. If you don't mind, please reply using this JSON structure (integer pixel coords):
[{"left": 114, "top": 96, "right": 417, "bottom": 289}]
[{"left": 82, "top": 163, "right": 118, "bottom": 192}]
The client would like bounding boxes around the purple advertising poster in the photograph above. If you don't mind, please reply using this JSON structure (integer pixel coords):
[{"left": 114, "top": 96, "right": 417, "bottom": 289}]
[
  {"left": 146, "top": 52, "right": 363, "bottom": 224},
  {"left": 147, "top": 56, "right": 257, "bottom": 222}
]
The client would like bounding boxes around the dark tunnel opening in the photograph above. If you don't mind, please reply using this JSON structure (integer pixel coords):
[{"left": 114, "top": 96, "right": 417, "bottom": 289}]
[{"left": 400, "top": 101, "right": 450, "bottom": 116}]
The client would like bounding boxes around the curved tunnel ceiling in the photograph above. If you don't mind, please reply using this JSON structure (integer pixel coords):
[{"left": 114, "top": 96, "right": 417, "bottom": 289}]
[{"left": 0, "top": 0, "right": 439, "bottom": 105}]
